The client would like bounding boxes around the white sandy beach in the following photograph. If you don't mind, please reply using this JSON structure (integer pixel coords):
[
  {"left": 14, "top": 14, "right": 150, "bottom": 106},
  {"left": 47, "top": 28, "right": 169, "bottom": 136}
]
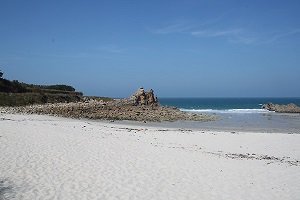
[{"left": 0, "top": 113, "right": 300, "bottom": 200}]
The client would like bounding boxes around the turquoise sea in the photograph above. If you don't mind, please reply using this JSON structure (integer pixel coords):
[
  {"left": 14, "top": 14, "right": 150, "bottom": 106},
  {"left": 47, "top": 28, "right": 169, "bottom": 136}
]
[
  {"left": 158, "top": 98, "right": 300, "bottom": 133},
  {"left": 159, "top": 97, "right": 300, "bottom": 113}
]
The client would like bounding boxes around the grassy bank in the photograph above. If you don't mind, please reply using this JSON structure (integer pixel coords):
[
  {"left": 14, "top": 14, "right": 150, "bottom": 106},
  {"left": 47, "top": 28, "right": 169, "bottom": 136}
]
[
  {"left": 0, "top": 92, "right": 82, "bottom": 106},
  {"left": 0, "top": 76, "right": 85, "bottom": 106}
]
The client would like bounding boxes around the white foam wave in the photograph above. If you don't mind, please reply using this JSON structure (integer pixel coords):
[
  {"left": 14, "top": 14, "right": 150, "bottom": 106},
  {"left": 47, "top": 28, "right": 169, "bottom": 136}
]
[{"left": 180, "top": 108, "right": 272, "bottom": 114}]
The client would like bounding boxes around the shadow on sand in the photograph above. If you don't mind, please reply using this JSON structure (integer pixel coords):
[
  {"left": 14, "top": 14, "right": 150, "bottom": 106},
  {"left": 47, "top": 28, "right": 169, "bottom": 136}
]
[{"left": 0, "top": 178, "right": 14, "bottom": 200}]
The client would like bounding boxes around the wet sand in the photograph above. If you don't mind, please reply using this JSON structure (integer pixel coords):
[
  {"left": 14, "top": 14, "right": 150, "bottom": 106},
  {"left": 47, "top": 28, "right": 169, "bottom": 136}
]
[{"left": 113, "top": 112, "right": 300, "bottom": 134}]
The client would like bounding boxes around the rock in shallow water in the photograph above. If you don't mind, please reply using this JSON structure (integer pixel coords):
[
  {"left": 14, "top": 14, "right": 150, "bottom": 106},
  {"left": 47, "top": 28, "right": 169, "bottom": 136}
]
[{"left": 262, "top": 103, "right": 300, "bottom": 113}]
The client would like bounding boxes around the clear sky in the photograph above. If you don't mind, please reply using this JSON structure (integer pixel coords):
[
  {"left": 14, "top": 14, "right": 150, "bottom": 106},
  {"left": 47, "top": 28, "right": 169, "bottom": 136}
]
[{"left": 1, "top": 0, "right": 300, "bottom": 97}]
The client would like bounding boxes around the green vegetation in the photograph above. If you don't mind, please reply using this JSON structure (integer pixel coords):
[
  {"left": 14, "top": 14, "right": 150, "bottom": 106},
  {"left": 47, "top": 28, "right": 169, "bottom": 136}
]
[
  {"left": 0, "top": 92, "right": 82, "bottom": 106},
  {"left": 23, "top": 83, "right": 76, "bottom": 92},
  {"left": 0, "top": 79, "right": 28, "bottom": 93},
  {"left": 0, "top": 72, "right": 83, "bottom": 106},
  {"left": 0, "top": 77, "right": 78, "bottom": 94},
  {"left": 0, "top": 71, "right": 113, "bottom": 106}
]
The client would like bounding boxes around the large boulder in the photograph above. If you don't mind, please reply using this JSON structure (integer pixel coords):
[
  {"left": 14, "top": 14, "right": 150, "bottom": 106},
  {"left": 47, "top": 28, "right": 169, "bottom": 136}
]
[{"left": 130, "top": 88, "right": 158, "bottom": 106}]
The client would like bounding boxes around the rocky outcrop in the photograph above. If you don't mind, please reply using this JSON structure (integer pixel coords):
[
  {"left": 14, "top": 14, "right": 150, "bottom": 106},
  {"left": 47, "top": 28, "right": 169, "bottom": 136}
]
[
  {"left": 130, "top": 88, "right": 158, "bottom": 106},
  {"left": 0, "top": 87, "right": 217, "bottom": 122},
  {"left": 262, "top": 103, "right": 300, "bottom": 113},
  {"left": 0, "top": 101, "right": 216, "bottom": 122}
]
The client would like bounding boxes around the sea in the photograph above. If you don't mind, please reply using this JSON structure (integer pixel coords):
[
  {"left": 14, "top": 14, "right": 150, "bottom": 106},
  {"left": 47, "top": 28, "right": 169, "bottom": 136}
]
[{"left": 157, "top": 98, "right": 300, "bottom": 133}]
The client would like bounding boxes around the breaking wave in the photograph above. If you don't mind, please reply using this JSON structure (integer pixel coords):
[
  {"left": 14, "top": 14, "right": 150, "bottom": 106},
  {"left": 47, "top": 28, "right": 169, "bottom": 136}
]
[{"left": 180, "top": 108, "right": 272, "bottom": 114}]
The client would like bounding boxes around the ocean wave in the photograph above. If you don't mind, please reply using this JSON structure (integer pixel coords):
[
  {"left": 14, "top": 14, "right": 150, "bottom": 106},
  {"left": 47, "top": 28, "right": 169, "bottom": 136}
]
[{"left": 180, "top": 108, "right": 272, "bottom": 114}]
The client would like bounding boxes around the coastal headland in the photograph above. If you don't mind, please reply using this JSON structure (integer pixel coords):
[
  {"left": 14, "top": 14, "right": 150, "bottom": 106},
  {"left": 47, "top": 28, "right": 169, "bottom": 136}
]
[{"left": 1, "top": 88, "right": 215, "bottom": 122}]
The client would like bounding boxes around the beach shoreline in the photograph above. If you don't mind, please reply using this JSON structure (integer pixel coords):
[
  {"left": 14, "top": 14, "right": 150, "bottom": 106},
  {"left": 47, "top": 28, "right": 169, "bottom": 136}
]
[{"left": 1, "top": 113, "right": 300, "bottom": 199}]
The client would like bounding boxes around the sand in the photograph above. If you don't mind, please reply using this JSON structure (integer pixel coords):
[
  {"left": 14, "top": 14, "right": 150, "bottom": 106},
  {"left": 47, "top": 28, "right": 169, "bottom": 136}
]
[{"left": 0, "top": 113, "right": 300, "bottom": 200}]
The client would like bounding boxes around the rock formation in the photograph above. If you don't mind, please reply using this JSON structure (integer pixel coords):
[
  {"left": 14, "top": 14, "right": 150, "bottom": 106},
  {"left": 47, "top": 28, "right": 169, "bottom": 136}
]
[
  {"left": 130, "top": 88, "right": 158, "bottom": 106},
  {"left": 1, "top": 99, "right": 216, "bottom": 122},
  {"left": 0, "top": 87, "right": 216, "bottom": 122},
  {"left": 262, "top": 103, "right": 300, "bottom": 113}
]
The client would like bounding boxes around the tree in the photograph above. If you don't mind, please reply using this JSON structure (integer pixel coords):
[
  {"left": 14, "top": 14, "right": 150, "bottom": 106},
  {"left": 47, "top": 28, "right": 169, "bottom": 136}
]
[{"left": 0, "top": 70, "right": 3, "bottom": 78}]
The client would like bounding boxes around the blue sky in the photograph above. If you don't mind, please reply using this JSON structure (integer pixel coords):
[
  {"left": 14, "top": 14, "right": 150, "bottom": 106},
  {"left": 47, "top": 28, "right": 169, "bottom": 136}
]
[{"left": 1, "top": 0, "right": 300, "bottom": 97}]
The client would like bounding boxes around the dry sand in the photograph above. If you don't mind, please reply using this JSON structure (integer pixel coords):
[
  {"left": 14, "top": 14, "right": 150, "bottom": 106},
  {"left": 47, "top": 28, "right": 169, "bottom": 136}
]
[{"left": 0, "top": 113, "right": 300, "bottom": 200}]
